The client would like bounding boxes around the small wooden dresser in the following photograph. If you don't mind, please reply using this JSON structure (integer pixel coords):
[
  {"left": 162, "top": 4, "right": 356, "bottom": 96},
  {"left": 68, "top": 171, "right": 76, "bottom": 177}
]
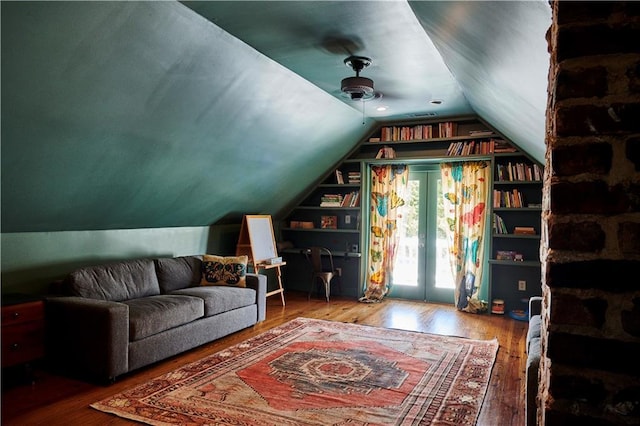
[{"left": 2, "top": 294, "right": 45, "bottom": 369}]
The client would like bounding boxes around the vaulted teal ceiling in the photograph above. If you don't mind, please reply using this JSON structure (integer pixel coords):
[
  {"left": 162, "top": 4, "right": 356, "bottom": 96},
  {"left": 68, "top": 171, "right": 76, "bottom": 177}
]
[{"left": 1, "top": 1, "right": 550, "bottom": 233}]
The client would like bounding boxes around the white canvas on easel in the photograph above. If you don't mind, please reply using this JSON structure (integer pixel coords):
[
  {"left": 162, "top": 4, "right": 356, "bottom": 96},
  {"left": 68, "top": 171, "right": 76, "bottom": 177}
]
[{"left": 236, "top": 215, "right": 286, "bottom": 306}]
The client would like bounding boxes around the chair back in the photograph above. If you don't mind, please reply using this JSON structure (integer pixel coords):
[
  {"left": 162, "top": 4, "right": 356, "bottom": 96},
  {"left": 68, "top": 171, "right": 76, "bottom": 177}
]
[{"left": 307, "top": 247, "right": 334, "bottom": 273}]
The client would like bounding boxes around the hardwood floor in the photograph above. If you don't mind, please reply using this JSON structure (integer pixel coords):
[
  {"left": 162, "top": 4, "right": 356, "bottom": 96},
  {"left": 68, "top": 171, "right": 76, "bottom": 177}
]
[{"left": 1, "top": 291, "right": 528, "bottom": 425}]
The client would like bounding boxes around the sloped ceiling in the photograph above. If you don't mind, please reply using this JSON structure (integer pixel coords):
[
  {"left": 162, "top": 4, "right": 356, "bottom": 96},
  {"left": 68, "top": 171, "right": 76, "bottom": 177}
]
[{"left": 1, "top": 1, "right": 550, "bottom": 233}]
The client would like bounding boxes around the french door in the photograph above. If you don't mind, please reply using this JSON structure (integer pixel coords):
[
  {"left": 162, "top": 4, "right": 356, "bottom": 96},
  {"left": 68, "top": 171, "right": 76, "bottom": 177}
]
[{"left": 388, "top": 166, "right": 455, "bottom": 303}]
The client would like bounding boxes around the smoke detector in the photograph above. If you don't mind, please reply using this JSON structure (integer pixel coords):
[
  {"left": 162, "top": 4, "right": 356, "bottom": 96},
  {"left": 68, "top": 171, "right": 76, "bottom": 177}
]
[{"left": 341, "top": 56, "right": 376, "bottom": 101}]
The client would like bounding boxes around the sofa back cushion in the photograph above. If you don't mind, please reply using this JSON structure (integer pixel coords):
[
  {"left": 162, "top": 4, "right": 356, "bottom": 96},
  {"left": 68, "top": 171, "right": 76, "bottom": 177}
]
[
  {"left": 154, "top": 256, "right": 203, "bottom": 294},
  {"left": 63, "top": 259, "right": 160, "bottom": 301}
]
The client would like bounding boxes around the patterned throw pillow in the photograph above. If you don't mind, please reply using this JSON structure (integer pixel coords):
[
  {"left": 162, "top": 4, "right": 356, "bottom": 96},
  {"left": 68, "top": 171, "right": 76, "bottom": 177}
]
[{"left": 200, "top": 255, "right": 248, "bottom": 287}]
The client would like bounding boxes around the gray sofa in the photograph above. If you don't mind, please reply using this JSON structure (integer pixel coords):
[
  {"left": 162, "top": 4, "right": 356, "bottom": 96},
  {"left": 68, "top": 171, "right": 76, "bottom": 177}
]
[
  {"left": 526, "top": 296, "right": 543, "bottom": 426},
  {"left": 45, "top": 255, "right": 266, "bottom": 383}
]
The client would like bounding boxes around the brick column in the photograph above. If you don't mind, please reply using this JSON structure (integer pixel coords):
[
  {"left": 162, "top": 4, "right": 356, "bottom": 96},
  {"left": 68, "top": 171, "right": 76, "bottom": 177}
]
[{"left": 542, "top": 1, "right": 640, "bottom": 425}]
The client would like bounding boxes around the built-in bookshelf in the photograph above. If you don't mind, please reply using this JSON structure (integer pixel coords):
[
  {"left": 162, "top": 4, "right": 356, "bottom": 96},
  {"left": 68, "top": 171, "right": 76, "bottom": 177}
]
[
  {"left": 280, "top": 116, "right": 543, "bottom": 304},
  {"left": 489, "top": 153, "right": 543, "bottom": 316}
]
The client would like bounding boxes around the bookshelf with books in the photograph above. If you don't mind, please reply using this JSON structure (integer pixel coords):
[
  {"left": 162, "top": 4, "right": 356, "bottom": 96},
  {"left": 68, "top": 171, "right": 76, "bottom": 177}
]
[
  {"left": 280, "top": 116, "right": 543, "bottom": 302},
  {"left": 280, "top": 160, "right": 362, "bottom": 298},
  {"left": 353, "top": 117, "right": 500, "bottom": 161},
  {"left": 489, "top": 153, "right": 543, "bottom": 315}
]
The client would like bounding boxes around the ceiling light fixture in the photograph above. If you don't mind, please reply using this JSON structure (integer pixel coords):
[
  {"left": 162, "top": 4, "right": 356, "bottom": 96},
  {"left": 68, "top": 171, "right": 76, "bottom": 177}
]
[{"left": 341, "top": 55, "right": 376, "bottom": 101}]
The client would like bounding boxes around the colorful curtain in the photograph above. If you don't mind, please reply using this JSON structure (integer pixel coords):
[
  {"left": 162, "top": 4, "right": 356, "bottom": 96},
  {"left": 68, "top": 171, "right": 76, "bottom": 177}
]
[
  {"left": 440, "top": 161, "right": 490, "bottom": 313},
  {"left": 360, "top": 164, "right": 409, "bottom": 303}
]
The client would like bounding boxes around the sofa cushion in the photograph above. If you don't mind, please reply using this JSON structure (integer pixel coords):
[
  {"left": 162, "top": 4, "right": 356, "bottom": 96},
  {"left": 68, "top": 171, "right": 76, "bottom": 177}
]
[
  {"left": 527, "top": 314, "right": 542, "bottom": 354},
  {"left": 170, "top": 286, "right": 256, "bottom": 317},
  {"left": 200, "top": 254, "right": 248, "bottom": 287},
  {"left": 154, "top": 256, "right": 202, "bottom": 294},
  {"left": 64, "top": 259, "right": 160, "bottom": 302},
  {"left": 124, "top": 295, "right": 204, "bottom": 341}
]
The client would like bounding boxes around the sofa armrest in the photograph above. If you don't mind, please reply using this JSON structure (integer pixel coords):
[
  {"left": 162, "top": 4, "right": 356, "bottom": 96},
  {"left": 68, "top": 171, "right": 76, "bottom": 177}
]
[
  {"left": 245, "top": 273, "right": 267, "bottom": 322},
  {"left": 529, "top": 296, "right": 543, "bottom": 320},
  {"left": 45, "top": 296, "right": 129, "bottom": 383}
]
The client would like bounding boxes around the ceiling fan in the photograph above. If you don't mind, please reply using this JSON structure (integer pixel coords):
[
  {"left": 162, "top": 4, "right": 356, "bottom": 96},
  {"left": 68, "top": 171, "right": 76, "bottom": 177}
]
[{"left": 340, "top": 55, "right": 381, "bottom": 101}]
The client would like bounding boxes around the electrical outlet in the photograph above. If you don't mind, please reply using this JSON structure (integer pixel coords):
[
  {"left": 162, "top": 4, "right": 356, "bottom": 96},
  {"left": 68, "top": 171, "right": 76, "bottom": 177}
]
[
  {"left": 335, "top": 267, "right": 342, "bottom": 276},
  {"left": 518, "top": 280, "right": 526, "bottom": 291},
  {"left": 345, "top": 215, "right": 351, "bottom": 224}
]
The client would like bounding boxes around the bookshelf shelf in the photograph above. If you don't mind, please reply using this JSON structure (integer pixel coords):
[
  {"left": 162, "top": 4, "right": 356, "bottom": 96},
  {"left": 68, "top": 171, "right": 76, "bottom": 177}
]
[
  {"left": 295, "top": 206, "right": 361, "bottom": 211},
  {"left": 282, "top": 228, "right": 360, "bottom": 234},
  {"left": 489, "top": 260, "right": 541, "bottom": 267},
  {"left": 492, "top": 233, "right": 540, "bottom": 239}
]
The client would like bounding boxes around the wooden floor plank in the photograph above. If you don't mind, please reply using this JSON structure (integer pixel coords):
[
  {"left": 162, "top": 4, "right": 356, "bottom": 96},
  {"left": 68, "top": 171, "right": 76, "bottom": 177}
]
[{"left": 1, "top": 291, "right": 528, "bottom": 425}]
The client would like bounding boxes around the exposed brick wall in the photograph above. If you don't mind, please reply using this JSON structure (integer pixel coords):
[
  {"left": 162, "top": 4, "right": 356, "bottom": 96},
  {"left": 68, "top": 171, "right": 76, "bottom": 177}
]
[{"left": 542, "top": 1, "right": 640, "bottom": 425}]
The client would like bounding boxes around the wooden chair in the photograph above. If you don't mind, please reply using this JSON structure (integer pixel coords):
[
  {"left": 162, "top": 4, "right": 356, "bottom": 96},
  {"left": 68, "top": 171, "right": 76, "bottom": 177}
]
[{"left": 304, "top": 247, "right": 337, "bottom": 302}]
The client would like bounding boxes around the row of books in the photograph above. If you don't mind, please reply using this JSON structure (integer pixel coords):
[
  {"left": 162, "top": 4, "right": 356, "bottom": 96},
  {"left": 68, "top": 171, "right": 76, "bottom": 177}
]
[
  {"left": 335, "top": 170, "right": 362, "bottom": 184},
  {"left": 347, "top": 171, "right": 361, "bottom": 184},
  {"left": 493, "top": 214, "right": 508, "bottom": 234},
  {"left": 446, "top": 139, "right": 497, "bottom": 156},
  {"left": 320, "top": 191, "right": 360, "bottom": 207},
  {"left": 496, "top": 162, "right": 543, "bottom": 182},
  {"left": 370, "top": 122, "right": 459, "bottom": 142},
  {"left": 493, "top": 189, "right": 525, "bottom": 208},
  {"left": 493, "top": 214, "right": 537, "bottom": 235},
  {"left": 438, "top": 122, "right": 458, "bottom": 138},
  {"left": 341, "top": 191, "right": 360, "bottom": 207}
]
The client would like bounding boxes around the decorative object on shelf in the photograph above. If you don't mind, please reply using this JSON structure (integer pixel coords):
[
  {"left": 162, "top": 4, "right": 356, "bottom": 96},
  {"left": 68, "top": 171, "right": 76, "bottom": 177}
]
[
  {"left": 491, "top": 299, "right": 505, "bottom": 314},
  {"left": 320, "top": 215, "right": 337, "bottom": 229},
  {"left": 375, "top": 146, "right": 396, "bottom": 159},
  {"left": 496, "top": 250, "right": 521, "bottom": 261},
  {"left": 514, "top": 226, "right": 536, "bottom": 235}
]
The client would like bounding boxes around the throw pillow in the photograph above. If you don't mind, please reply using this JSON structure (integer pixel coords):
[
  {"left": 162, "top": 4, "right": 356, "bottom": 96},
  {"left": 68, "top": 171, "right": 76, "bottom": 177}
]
[{"left": 200, "top": 254, "right": 248, "bottom": 287}]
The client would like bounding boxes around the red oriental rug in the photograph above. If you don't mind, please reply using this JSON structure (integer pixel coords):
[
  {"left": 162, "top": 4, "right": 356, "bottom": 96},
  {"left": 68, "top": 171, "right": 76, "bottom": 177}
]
[{"left": 91, "top": 317, "right": 498, "bottom": 425}]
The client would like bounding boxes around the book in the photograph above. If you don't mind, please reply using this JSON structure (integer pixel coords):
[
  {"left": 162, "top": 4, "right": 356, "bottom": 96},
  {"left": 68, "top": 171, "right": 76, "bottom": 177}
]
[
  {"left": 335, "top": 170, "right": 344, "bottom": 184},
  {"left": 320, "top": 194, "right": 343, "bottom": 207}
]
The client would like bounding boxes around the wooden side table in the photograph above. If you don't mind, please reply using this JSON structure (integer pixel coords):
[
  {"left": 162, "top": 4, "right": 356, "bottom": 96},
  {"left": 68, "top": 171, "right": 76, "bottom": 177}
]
[{"left": 2, "top": 294, "right": 45, "bottom": 371}]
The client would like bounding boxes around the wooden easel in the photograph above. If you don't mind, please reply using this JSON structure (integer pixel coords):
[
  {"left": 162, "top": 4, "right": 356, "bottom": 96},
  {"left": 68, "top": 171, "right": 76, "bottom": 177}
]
[{"left": 236, "top": 215, "right": 286, "bottom": 306}]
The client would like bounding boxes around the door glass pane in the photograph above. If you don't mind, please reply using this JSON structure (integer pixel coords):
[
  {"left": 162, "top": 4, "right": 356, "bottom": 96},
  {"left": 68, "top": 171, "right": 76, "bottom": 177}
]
[
  {"left": 436, "top": 177, "right": 455, "bottom": 289},
  {"left": 393, "top": 179, "right": 419, "bottom": 286}
]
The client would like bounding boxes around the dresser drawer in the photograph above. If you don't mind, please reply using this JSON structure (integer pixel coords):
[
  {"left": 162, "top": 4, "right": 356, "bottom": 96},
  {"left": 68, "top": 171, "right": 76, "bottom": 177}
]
[
  {"left": 1, "top": 300, "right": 45, "bottom": 368},
  {"left": 2, "top": 300, "right": 45, "bottom": 325},
  {"left": 2, "top": 321, "right": 45, "bottom": 367}
]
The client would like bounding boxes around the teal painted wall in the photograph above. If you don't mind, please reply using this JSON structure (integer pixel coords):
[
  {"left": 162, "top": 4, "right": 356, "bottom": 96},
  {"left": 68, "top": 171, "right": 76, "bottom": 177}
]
[
  {"left": 1, "top": 225, "right": 242, "bottom": 295},
  {"left": 0, "top": 1, "right": 371, "bottom": 295},
  {"left": 1, "top": 1, "right": 371, "bottom": 233}
]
